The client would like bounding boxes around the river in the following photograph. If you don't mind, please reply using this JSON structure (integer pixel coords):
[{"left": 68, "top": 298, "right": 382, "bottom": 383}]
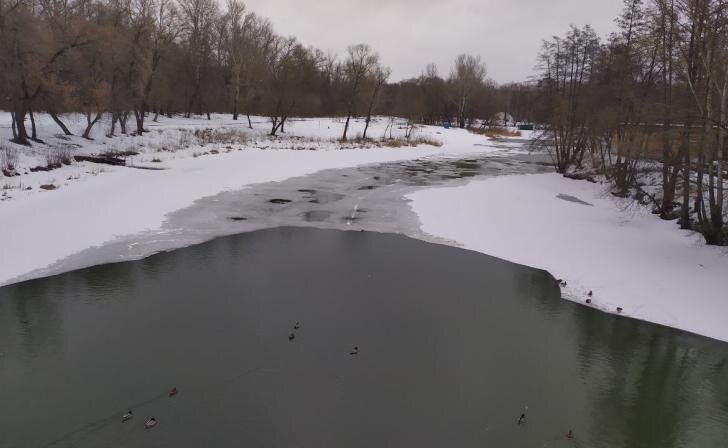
[{"left": 1, "top": 227, "right": 727, "bottom": 448}]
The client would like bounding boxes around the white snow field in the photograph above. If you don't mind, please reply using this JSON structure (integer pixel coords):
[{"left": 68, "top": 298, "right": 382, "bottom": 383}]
[
  {"left": 408, "top": 173, "right": 728, "bottom": 342},
  {"left": 0, "top": 114, "right": 513, "bottom": 286}
]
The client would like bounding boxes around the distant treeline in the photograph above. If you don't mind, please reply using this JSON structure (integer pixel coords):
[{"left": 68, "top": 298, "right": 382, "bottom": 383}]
[
  {"left": 3, "top": 0, "right": 723, "bottom": 244},
  {"left": 0, "top": 0, "right": 531, "bottom": 144}
]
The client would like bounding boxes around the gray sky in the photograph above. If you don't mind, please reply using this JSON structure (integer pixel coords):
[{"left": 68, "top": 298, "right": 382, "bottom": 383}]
[{"left": 243, "top": 0, "right": 624, "bottom": 84}]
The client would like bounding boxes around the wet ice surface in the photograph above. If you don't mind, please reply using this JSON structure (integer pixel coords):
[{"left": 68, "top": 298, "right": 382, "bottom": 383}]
[{"left": 13, "top": 152, "right": 553, "bottom": 283}]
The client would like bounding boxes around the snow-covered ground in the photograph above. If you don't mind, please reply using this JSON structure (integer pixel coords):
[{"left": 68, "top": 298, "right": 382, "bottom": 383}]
[
  {"left": 408, "top": 174, "right": 728, "bottom": 342},
  {"left": 0, "top": 113, "right": 519, "bottom": 286}
]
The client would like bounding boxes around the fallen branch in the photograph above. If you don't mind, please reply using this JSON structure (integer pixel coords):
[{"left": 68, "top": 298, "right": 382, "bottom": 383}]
[{"left": 73, "top": 155, "right": 126, "bottom": 166}]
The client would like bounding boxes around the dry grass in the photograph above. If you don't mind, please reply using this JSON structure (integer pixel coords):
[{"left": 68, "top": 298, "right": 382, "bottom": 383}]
[
  {"left": 470, "top": 126, "right": 521, "bottom": 138},
  {"left": 45, "top": 146, "right": 73, "bottom": 168},
  {"left": 341, "top": 135, "right": 442, "bottom": 148},
  {"left": 1, "top": 142, "right": 19, "bottom": 175},
  {"left": 618, "top": 126, "right": 712, "bottom": 159},
  {"left": 194, "top": 128, "right": 249, "bottom": 145},
  {"left": 379, "top": 136, "right": 443, "bottom": 147}
]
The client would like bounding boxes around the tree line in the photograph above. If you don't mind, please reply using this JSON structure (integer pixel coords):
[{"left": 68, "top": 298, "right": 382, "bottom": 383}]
[
  {"left": 0, "top": 0, "right": 510, "bottom": 145},
  {"left": 532, "top": 0, "right": 728, "bottom": 245}
]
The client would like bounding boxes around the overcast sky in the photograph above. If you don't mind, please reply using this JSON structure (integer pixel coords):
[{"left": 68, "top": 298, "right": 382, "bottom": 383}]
[{"left": 243, "top": 0, "right": 624, "bottom": 84}]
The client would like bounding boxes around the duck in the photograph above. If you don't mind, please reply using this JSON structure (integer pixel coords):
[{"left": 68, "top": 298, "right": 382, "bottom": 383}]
[
  {"left": 168, "top": 387, "right": 178, "bottom": 397},
  {"left": 288, "top": 333, "right": 295, "bottom": 341},
  {"left": 293, "top": 322, "right": 300, "bottom": 330},
  {"left": 122, "top": 410, "right": 133, "bottom": 423},
  {"left": 145, "top": 417, "right": 158, "bottom": 429},
  {"left": 349, "top": 346, "right": 359, "bottom": 355}
]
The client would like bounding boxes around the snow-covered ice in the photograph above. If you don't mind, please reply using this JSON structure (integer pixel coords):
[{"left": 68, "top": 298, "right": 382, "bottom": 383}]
[
  {"left": 407, "top": 173, "right": 728, "bottom": 342},
  {"left": 0, "top": 115, "right": 514, "bottom": 286}
]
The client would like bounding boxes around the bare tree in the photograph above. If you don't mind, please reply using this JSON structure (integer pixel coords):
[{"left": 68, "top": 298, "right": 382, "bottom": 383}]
[
  {"left": 177, "top": 0, "right": 219, "bottom": 118},
  {"left": 449, "top": 54, "right": 486, "bottom": 129},
  {"left": 341, "top": 43, "right": 378, "bottom": 141},
  {"left": 362, "top": 65, "right": 391, "bottom": 139}
]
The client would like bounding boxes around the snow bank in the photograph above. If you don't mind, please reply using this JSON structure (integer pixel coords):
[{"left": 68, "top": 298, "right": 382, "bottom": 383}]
[
  {"left": 0, "top": 115, "right": 511, "bottom": 286},
  {"left": 408, "top": 173, "right": 728, "bottom": 342}
]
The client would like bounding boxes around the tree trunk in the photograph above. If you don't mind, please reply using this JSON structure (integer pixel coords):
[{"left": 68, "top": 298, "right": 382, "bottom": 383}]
[
  {"left": 270, "top": 116, "right": 279, "bottom": 136},
  {"left": 232, "top": 80, "right": 240, "bottom": 120},
  {"left": 247, "top": 114, "right": 253, "bottom": 129},
  {"left": 12, "top": 108, "right": 30, "bottom": 145},
  {"left": 342, "top": 115, "right": 352, "bottom": 141},
  {"left": 679, "top": 128, "right": 691, "bottom": 229},
  {"left": 363, "top": 87, "right": 380, "bottom": 140},
  {"left": 108, "top": 112, "right": 118, "bottom": 137},
  {"left": 120, "top": 112, "right": 128, "bottom": 134},
  {"left": 83, "top": 112, "right": 102, "bottom": 139},
  {"left": 713, "top": 75, "right": 727, "bottom": 243},
  {"left": 50, "top": 112, "right": 73, "bottom": 136},
  {"left": 363, "top": 115, "right": 371, "bottom": 139},
  {"left": 134, "top": 107, "right": 145, "bottom": 136},
  {"left": 29, "top": 109, "right": 38, "bottom": 141},
  {"left": 10, "top": 111, "right": 18, "bottom": 140}
]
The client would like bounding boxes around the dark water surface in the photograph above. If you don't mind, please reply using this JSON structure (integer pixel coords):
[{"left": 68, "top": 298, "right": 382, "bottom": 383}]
[{"left": 1, "top": 228, "right": 727, "bottom": 448}]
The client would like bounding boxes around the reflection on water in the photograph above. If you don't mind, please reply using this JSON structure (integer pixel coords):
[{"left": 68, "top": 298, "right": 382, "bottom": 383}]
[{"left": 1, "top": 228, "right": 727, "bottom": 448}]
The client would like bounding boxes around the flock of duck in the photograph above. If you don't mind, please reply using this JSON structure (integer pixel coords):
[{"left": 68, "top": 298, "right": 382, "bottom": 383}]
[
  {"left": 557, "top": 279, "right": 623, "bottom": 314},
  {"left": 122, "top": 321, "right": 359, "bottom": 430},
  {"left": 288, "top": 321, "right": 360, "bottom": 354},
  {"left": 120, "top": 387, "right": 178, "bottom": 429}
]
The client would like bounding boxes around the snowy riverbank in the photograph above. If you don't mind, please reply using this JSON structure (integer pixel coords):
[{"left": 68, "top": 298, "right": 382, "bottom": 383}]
[
  {"left": 0, "top": 114, "right": 519, "bottom": 286},
  {"left": 408, "top": 174, "right": 728, "bottom": 342}
]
